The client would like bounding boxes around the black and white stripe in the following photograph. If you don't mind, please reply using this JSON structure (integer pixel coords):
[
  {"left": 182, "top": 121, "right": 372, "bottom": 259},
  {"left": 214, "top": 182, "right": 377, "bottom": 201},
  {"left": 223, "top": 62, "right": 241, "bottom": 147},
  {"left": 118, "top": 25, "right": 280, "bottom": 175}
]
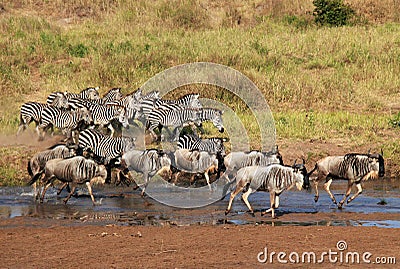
[
  {"left": 177, "top": 134, "right": 226, "bottom": 155},
  {"left": 38, "top": 106, "right": 93, "bottom": 141},
  {"left": 46, "top": 86, "right": 100, "bottom": 105}
]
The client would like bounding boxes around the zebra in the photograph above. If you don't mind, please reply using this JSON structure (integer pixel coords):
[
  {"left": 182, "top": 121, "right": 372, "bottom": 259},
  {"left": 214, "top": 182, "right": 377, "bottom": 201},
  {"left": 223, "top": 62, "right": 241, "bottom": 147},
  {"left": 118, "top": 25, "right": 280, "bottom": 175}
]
[
  {"left": 17, "top": 93, "right": 69, "bottom": 136},
  {"left": 225, "top": 160, "right": 310, "bottom": 218},
  {"left": 195, "top": 108, "right": 224, "bottom": 133},
  {"left": 120, "top": 149, "right": 172, "bottom": 196},
  {"left": 308, "top": 152, "right": 385, "bottom": 209},
  {"left": 146, "top": 108, "right": 200, "bottom": 141},
  {"left": 138, "top": 93, "right": 202, "bottom": 124},
  {"left": 177, "top": 134, "right": 226, "bottom": 156},
  {"left": 29, "top": 156, "right": 107, "bottom": 205},
  {"left": 67, "top": 88, "right": 124, "bottom": 109},
  {"left": 38, "top": 106, "right": 93, "bottom": 142},
  {"left": 84, "top": 103, "right": 129, "bottom": 136},
  {"left": 78, "top": 129, "right": 136, "bottom": 165},
  {"left": 46, "top": 86, "right": 100, "bottom": 105},
  {"left": 105, "top": 94, "right": 141, "bottom": 125}
]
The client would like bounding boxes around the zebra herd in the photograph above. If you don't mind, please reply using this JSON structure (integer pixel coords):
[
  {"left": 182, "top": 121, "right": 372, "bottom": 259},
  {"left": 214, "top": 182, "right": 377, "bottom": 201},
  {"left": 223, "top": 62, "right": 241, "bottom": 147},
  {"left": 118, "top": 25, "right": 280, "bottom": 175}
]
[{"left": 19, "top": 87, "right": 386, "bottom": 218}]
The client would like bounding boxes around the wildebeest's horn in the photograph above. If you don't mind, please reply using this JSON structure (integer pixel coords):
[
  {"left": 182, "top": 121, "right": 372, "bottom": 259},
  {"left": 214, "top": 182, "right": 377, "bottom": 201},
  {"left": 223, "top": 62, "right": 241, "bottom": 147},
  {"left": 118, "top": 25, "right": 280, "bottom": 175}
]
[
  {"left": 293, "top": 159, "right": 297, "bottom": 166},
  {"left": 381, "top": 148, "right": 384, "bottom": 156},
  {"left": 302, "top": 158, "right": 305, "bottom": 165}
]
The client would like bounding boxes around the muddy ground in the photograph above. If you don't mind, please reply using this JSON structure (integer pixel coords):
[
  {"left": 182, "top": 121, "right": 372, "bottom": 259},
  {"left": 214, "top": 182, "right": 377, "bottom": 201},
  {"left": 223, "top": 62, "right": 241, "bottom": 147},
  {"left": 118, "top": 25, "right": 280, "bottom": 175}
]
[{"left": 0, "top": 133, "right": 399, "bottom": 268}]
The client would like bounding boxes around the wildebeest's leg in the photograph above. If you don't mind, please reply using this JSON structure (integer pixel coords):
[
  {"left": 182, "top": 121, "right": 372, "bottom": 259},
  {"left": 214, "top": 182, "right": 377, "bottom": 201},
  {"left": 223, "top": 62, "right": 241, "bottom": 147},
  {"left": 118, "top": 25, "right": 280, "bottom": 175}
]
[
  {"left": 204, "top": 171, "right": 212, "bottom": 192},
  {"left": 323, "top": 178, "right": 337, "bottom": 204},
  {"left": 40, "top": 181, "right": 53, "bottom": 203},
  {"left": 338, "top": 181, "right": 353, "bottom": 209},
  {"left": 86, "top": 182, "right": 98, "bottom": 206},
  {"left": 225, "top": 180, "right": 246, "bottom": 215},
  {"left": 63, "top": 184, "right": 77, "bottom": 204},
  {"left": 57, "top": 183, "right": 68, "bottom": 195},
  {"left": 313, "top": 179, "right": 319, "bottom": 202},
  {"left": 262, "top": 192, "right": 277, "bottom": 218},
  {"left": 241, "top": 187, "right": 254, "bottom": 216},
  {"left": 347, "top": 183, "right": 362, "bottom": 204},
  {"left": 140, "top": 173, "right": 149, "bottom": 196}
]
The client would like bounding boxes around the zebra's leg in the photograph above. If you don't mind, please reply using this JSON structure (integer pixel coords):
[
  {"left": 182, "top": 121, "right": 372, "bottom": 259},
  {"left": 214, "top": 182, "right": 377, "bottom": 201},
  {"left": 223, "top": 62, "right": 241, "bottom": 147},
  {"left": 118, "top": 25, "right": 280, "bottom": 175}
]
[
  {"left": 63, "top": 184, "right": 77, "bottom": 204},
  {"left": 275, "top": 195, "right": 280, "bottom": 208},
  {"left": 347, "top": 183, "right": 362, "bottom": 204},
  {"left": 241, "top": 187, "right": 254, "bottom": 216},
  {"left": 140, "top": 173, "right": 149, "bottom": 197},
  {"left": 323, "top": 178, "right": 337, "bottom": 204},
  {"left": 338, "top": 181, "right": 353, "bottom": 209},
  {"left": 225, "top": 179, "right": 246, "bottom": 215},
  {"left": 16, "top": 122, "right": 27, "bottom": 136}
]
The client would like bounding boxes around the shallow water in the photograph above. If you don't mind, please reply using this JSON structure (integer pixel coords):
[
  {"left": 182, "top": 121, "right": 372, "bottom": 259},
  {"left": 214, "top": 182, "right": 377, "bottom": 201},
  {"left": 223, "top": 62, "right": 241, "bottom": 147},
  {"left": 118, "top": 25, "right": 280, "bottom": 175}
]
[{"left": 0, "top": 178, "right": 399, "bottom": 228}]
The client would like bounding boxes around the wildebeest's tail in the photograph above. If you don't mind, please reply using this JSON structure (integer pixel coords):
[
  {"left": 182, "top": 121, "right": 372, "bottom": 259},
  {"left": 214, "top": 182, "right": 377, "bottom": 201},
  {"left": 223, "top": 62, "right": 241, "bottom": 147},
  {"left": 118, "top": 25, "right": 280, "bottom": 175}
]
[
  {"left": 220, "top": 176, "right": 236, "bottom": 201},
  {"left": 27, "top": 161, "right": 33, "bottom": 177},
  {"left": 28, "top": 169, "right": 44, "bottom": 186},
  {"left": 307, "top": 164, "right": 318, "bottom": 177}
]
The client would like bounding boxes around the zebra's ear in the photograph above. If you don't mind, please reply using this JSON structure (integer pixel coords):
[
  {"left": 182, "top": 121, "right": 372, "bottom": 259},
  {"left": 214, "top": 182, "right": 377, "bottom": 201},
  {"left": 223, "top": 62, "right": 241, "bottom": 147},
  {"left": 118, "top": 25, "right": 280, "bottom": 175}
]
[
  {"left": 221, "top": 110, "right": 224, "bottom": 115},
  {"left": 293, "top": 159, "right": 297, "bottom": 167},
  {"left": 95, "top": 86, "right": 100, "bottom": 91},
  {"left": 381, "top": 148, "right": 384, "bottom": 156}
]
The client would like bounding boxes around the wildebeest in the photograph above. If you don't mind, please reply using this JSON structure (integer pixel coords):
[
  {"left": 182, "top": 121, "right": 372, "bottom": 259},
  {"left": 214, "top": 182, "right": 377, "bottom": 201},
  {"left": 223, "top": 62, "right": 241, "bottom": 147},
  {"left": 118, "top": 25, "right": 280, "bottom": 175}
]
[
  {"left": 171, "top": 149, "right": 225, "bottom": 191},
  {"left": 27, "top": 143, "right": 78, "bottom": 199},
  {"left": 225, "top": 160, "right": 310, "bottom": 218},
  {"left": 120, "top": 149, "right": 172, "bottom": 196},
  {"left": 308, "top": 152, "right": 385, "bottom": 208},
  {"left": 220, "top": 146, "right": 283, "bottom": 183},
  {"left": 29, "top": 156, "right": 107, "bottom": 205}
]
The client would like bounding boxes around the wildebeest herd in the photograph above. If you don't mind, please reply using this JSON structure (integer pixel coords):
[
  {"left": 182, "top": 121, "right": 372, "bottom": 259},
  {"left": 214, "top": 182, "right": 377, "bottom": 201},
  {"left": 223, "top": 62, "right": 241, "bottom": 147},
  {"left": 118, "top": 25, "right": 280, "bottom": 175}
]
[{"left": 18, "top": 87, "right": 385, "bottom": 218}]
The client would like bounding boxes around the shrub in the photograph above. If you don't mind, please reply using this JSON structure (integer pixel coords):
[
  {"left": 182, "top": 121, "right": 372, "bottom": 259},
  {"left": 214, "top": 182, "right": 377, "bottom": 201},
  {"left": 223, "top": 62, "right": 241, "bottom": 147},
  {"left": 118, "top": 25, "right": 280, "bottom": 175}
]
[{"left": 312, "top": 0, "right": 355, "bottom": 26}]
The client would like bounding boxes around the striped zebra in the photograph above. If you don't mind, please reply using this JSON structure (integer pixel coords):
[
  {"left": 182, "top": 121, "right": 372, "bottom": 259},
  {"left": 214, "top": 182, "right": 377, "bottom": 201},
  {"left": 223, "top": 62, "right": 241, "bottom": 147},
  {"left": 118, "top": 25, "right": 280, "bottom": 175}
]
[
  {"left": 17, "top": 93, "right": 69, "bottom": 136},
  {"left": 46, "top": 86, "right": 100, "bottom": 105},
  {"left": 83, "top": 103, "right": 129, "bottom": 136},
  {"left": 225, "top": 161, "right": 310, "bottom": 218},
  {"left": 146, "top": 108, "right": 200, "bottom": 141},
  {"left": 177, "top": 134, "right": 226, "bottom": 155},
  {"left": 38, "top": 106, "right": 93, "bottom": 142},
  {"left": 308, "top": 152, "right": 385, "bottom": 208},
  {"left": 138, "top": 93, "right": 202, "bottom": 123},
  {"left": 67, "top": 88, "right": 123, "bottom": 109},
  {"left": 196, "top": 108, "right": 224, "bottom": 133},
  {"left": 78, "top": 129, "right": 136, "bottom": 164},
  {"left": 105, "top": 94, "right": 141, "bottom": 125}
]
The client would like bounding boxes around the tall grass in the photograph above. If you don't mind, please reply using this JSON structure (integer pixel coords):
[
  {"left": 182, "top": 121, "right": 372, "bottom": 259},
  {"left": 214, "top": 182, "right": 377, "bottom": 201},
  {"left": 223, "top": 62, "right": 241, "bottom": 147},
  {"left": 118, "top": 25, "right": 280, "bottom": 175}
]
[{"left": 0, "top": 0, "right": 400, "bottom": 182}]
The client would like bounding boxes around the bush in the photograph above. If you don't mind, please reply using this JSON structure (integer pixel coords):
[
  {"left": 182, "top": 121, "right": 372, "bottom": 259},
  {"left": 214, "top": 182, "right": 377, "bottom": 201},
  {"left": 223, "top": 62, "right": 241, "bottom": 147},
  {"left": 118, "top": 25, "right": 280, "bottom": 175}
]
[{"left": 312, "top": 0, "right": 355, "bottom": 26}]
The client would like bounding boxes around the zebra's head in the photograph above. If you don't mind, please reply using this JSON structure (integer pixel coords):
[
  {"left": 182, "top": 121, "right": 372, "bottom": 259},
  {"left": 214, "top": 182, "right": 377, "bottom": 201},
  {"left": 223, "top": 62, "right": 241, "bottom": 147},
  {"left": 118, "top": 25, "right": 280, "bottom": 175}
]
[
  {"left": 53, "top": 92, "right": 69, "bottom": 109},
  {"left": 117, "top": 107, "right": 129, "bottom": 128},
  {"left": 122, "top": 137, "right": 136, "bottom": 153},
  {"left": 200, "top": 108, "right": 224, "bottom": 133},
  {"left": 83, "top": 87, "right": 100, "bottom": 100},
  {"left": 77, "top": 107, "right": 94, "bottom": 125},
  {"left": 186, "top": 93, "right": 202, "bottom": 109},
  {"left": 104, "top": 88, "right": 123, "bottom": 102},
  {"left": 292, "top": 159, "right": 310, "bottom": 190}
]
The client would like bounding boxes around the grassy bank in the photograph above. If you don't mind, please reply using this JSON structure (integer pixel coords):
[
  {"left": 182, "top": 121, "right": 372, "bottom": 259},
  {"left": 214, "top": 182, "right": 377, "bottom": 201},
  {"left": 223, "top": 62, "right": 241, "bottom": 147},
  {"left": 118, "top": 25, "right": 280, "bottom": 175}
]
[{"left": 1, "top": 0, "right": 400, "bottom": 184}]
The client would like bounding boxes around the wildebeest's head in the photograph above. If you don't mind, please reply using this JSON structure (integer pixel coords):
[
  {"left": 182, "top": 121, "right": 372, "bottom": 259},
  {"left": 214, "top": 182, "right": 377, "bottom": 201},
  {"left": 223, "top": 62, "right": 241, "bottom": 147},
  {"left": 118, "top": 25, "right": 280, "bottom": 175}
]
[
  {"left": 292, "top": 159, "right": 310, "bottom": 190},
  {"left": 368, "top": 153, "right": 385, "bottom": 178},
  {"left": 157, "top": 151, "right": 172, "bottom": 179}
]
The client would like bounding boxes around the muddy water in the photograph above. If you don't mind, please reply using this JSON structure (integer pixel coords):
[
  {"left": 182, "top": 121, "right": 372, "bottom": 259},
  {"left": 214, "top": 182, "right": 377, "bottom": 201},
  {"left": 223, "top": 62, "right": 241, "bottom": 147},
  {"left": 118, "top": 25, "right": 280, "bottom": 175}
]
[{"left": 0, "top": 179, "right": 399, "bottom": 228}]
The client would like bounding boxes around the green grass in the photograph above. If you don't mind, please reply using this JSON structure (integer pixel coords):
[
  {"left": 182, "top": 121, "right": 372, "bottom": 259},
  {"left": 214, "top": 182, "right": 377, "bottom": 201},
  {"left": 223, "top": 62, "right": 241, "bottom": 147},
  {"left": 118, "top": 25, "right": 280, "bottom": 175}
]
[{"left": 1, "top": 0, "right": 400, "bottom": 185}]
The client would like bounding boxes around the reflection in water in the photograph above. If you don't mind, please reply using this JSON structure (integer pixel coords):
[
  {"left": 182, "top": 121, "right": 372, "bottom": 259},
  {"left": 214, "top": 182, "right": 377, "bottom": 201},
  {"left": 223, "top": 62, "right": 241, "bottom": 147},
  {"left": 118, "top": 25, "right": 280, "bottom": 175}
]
[{"left": 0, "top": 179, "right": 399, "bottom": 228}]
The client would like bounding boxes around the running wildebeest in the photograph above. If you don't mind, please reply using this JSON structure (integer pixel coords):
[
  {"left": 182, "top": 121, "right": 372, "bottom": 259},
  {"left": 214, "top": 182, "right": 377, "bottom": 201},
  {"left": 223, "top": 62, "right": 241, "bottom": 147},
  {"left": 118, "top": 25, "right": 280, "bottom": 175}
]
[
  {"left": 225, "top": 160, "right": 310, "bottom": 218},
  {"left": 308, "top": 152, "right": 385, "bottom": 209},
  {"left": 29, "top": 156, "right": 107, "bottom": 205}
]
